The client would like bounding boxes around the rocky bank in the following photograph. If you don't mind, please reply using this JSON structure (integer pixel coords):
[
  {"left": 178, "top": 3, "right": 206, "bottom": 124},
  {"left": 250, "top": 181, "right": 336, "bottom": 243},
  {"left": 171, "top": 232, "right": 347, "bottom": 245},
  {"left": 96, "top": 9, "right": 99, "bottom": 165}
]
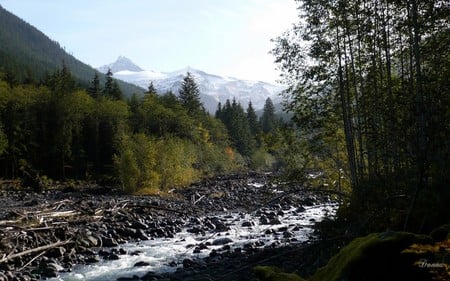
[{"left": 0, "top": 173, "right": 337, "bottom": 281}]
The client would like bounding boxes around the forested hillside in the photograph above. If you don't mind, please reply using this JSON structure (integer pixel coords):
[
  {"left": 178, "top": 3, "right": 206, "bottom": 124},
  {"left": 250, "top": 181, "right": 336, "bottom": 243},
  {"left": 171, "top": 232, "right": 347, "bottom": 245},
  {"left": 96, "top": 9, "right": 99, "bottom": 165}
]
[
  {"left": 0, "top": 67, "right": 290, "bottom": 193},
  {"left": 0, "top": 5, "right": 143, "bottom": 96}
]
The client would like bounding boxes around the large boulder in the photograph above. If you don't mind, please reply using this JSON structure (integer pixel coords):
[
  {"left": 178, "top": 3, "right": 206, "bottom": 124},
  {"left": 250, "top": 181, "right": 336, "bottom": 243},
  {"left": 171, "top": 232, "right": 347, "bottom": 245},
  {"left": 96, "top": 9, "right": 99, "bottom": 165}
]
[
  {"left": 254, "top": 232, "right": 438, "bottom": 281},
  {"left": 309, "top": 232, "right": 433, "bottom": 281}
]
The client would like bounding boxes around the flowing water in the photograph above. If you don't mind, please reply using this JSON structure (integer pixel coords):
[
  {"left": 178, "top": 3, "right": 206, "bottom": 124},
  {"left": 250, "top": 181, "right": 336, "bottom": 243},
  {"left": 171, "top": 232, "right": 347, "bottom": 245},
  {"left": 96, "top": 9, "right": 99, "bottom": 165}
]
[{"left": 51, "top": 186, "right": 337, "bottom": 281}]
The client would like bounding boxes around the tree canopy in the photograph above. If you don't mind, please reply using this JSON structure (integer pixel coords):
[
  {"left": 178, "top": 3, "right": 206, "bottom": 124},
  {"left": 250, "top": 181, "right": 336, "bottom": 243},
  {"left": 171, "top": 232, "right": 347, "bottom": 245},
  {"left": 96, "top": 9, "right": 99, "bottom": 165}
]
[{"left": 273, "top": 0, "right": 450, "bottom": 232}]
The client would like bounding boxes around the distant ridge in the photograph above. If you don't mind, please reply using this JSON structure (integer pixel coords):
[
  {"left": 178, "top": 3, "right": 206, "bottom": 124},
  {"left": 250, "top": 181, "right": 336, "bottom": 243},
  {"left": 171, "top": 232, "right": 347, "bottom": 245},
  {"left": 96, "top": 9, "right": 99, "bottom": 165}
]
[{"left": 0, "top": 6, "right": 144, "bottom": 96}]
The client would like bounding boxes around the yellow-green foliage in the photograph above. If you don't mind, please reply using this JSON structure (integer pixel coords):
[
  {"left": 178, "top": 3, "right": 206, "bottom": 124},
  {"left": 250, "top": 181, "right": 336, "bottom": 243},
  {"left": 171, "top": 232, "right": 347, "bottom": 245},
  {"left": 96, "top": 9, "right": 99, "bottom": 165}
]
[
  {"left": 115, "top": 133, "right": 157, "bottom": 193},
  {"left": 253, "top": 266, "right": 306, "bottom": 281},
  {"left": 195, "top": 144, "right": 240, "bottom": 177},
  {"left": 251, "top": 147, "right": 276, "bottom": 171},
  {"left": 115, "top": 133, "right": 200, "bottom": 193},
  {"left": 155, "top": 137, "right": 198, "bottom": 190},
  {"left": 309, "top": 232, "right": 431, "bottom": 281}
]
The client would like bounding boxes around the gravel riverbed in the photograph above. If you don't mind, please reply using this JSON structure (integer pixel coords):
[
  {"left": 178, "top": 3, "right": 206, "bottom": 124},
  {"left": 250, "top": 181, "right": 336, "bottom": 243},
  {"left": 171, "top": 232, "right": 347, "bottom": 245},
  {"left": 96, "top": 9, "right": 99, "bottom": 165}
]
[{"left": 0, "top": 173, "right": 338, "bottom": 281}]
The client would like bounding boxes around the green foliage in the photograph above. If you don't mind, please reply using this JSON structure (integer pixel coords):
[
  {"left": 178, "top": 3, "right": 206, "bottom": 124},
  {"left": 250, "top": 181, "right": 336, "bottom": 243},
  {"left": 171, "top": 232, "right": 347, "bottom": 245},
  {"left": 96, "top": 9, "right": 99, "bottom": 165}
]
[
  {"left": 216, "top": 99, "right": 256, "bottom": 157},
  {"left": 247, "top": 101, "right": 261, "bottom": 141},
  {"left": 88, "top": 72, "right": 101, "bottom": 99},
  {"left": 0, "top": 6, "right": 143, "bottom": 95},
  {"left": 114, "top": 133, "right": 200, "bottom": 193},
  {"left": 0, "top": 123, "right": 7, "bottom": 156},
  {"left": 273, "top": 0, "right": 449, "bottom": 232},
  {"left": 178, "top": 72, "right": 203, "bottom": 116},
  {"left": 114, "top": 125, "right": 240, "bottom": 194},
  {"left": 146, "top": 82, "right": 157, "bottom": 95},
  {"left": 114, "top": 133, "right": 159, "bottom": 193},
  {"left": 250, "top": 147, "right": 276, "bottom": 171},
  {"left": 103, "top": 69, "right": 123, "bottom": 100},
  {"left": 260, "top": 97, "right": 278, "bottom": 134}
]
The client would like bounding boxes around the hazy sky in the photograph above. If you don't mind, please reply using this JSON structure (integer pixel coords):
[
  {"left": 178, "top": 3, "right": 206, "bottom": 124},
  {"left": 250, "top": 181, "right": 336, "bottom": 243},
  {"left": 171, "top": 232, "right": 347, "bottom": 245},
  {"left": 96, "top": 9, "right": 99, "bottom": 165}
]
[{"left": 0, "top": 0, "right": 298, "bottom": 83}]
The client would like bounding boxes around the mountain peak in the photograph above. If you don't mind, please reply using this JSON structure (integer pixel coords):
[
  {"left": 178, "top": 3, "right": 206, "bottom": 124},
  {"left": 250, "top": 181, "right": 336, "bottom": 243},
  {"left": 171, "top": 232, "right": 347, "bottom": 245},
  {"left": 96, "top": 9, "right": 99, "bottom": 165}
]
[{"left": 98, "top": 56, "right": 143, "bottom": 73}]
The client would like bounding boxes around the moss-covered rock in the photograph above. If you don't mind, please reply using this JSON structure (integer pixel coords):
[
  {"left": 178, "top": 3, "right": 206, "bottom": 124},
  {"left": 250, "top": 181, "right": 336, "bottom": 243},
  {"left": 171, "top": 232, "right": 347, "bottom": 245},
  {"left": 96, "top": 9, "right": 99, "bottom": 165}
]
[
  {"left": 254, "top": 232, "right": 445, "bottom": 281},
  {"left": 430, "top": 223, "right": 450, "bottom": 241},
  {"left": 253, "top": 266, "right": 306, "bottom": 281},
  {"left": 310, "top": 232, "right": 433, "bottom": 281}
]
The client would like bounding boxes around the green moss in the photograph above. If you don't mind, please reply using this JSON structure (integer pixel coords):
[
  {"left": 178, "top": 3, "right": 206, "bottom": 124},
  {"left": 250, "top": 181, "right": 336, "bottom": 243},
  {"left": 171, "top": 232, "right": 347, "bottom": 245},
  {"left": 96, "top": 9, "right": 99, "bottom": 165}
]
[
  {"left": 310, "top": 232, "right": 432, "bottom": 281},
  {"left": 430, "top": 223, "right": 450, "bottom": 241},
  {"left": 253, "top": 266, "right": 306, "bottom": 281}
]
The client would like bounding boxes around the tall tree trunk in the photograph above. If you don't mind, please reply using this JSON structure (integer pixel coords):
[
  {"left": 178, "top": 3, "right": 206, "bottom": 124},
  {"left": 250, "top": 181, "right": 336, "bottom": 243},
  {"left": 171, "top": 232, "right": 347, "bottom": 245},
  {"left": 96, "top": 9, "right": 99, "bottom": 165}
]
[
  {"left": 337, "top": 26, "right": 359, "bottom": 189},
  {"left": 404, "top": 0, "right": 427, "bottom": 231}
]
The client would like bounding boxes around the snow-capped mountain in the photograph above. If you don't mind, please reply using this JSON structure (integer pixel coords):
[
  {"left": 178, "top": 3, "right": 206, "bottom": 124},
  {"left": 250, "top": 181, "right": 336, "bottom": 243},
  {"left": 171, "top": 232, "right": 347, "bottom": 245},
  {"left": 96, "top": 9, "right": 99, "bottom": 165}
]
[
  {"left": 98, "top": 57, "right": 285, "bottom": 113},
  {"left": 98, "top": 56, "right": 144, "bottom": 73}
]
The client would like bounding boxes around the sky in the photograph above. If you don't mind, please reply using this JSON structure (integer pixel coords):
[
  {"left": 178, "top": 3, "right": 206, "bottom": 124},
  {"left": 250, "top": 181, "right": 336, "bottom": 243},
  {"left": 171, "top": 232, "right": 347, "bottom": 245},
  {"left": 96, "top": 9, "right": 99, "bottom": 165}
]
[{"left": 0, "top": 0, "right": 299, "bottom": 84}]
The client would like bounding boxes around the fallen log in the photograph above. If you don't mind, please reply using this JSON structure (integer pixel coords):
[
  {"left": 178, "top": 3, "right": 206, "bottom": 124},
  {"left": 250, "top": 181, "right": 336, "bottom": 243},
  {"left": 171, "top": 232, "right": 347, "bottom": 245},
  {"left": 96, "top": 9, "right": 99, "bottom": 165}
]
[{"left": 0, "top": 239, "right": 73, "bottom": 264}]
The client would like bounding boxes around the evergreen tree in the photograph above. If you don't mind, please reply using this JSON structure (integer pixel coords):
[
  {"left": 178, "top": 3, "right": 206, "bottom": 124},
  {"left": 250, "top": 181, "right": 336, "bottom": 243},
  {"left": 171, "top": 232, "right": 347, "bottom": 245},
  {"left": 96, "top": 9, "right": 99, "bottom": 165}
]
[
  {"left": 88, "top": 72, "right": 101, "bottom": 99},
  {"left": 246, "top": 101, "right": 261, "bottom": 138},
  {"left": 215, "top": 102, "right": 223, "bottom": 119},
  {"left": 260, "top": 97, "right": 277, "bottom": 133},
  {"left": 110, "top": 80, "right": 123, "bottom": 100},
  {"left": 272, "top": 0, "right": 450, "bottom": 231},
  {"left": 103, "top": 68, "right": 113, "bottom": 96},
  {"left": 103, "top": 68, "right": 123, "bottom": 100},
  {"left": 216, "top": 99, "right": 255, "bottom": 157},
  {"left": 46, "top": 62, "right": 76, "bottom": 95},
  {"left": 178, "top": 72, "right": 202, "bottom": 116},
  {"left": 146, "top": 82, "right": 157, "bottom": 95}
]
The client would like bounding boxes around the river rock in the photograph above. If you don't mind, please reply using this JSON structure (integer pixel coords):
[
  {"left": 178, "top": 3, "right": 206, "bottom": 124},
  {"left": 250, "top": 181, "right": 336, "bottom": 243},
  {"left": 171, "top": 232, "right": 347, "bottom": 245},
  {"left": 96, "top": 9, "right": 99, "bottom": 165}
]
[
  {"left": 134, "top": 261, "right": 150, "bottom": 267},
  {"left": 86, "top": 235, "right": 99, "bottom": 247},
  {"left": 132, "top": 220, "right": 148, "bottom": 230},
  {"left": 141, "top": 271, "right": 162, "bottom": 281},
  {"left": 85, "top": 255, "right": 100, "bottom": 263},
  {"left": 101, "top": 237, "right": 119, "bottom": 247},
  {"left": 47, "top": 246, "right": 66, "bottom": 258},
  {"left": 302, "top": 197, "right": 315, "bottom": 206},
  {"left": 182, "top": 258, "right": 199, "bottom": 268},
  {"left": 117, "top": 275, "right": 140, "bottom": 281},
  {"left": 106, "top": 253, "right": 120, "bottom": 260},
  {"left": 0, "top": 272, "right": 8, "bottom": 281},
  {"left": 212, "top": 237, "right": 233, "bottom": 246},
  {"left": 45, "top": 262, "right": 65, "bottom": 272}
]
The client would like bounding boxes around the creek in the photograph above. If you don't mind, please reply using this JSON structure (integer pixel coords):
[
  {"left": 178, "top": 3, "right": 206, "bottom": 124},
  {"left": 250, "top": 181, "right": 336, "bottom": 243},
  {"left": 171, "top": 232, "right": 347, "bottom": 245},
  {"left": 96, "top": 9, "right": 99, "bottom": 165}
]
[{"left": 51, "top": 199, "right": 337, "bottom": 281}]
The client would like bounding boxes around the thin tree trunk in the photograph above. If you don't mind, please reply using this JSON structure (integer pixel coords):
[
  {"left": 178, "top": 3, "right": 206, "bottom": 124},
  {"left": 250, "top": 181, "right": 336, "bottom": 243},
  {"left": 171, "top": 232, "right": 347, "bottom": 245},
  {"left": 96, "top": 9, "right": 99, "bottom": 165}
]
[{"left": 336, "top": 26, "right": 359, "bottom": 189}]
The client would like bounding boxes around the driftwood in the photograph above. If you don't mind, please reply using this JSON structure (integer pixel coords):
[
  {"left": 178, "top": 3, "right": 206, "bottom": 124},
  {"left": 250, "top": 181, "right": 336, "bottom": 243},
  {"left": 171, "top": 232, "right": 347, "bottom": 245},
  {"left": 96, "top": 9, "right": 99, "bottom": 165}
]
[
  {"left": 0, "top": 220, "right": 19, "bottom": 226},
  {"left": 0, "top": 239, "right": 73, "bottom": 264},
  {"left": 127, "top": 203, "right": 194, "bottom": 214},
  {"left": 193, "top": 195, "right": 206, "bottom": 205}
]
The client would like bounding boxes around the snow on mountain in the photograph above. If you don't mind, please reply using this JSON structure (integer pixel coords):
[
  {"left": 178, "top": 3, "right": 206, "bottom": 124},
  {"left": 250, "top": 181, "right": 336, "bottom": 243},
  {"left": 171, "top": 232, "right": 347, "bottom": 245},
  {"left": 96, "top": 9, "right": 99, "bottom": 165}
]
[
  {"left": 98, "top": 56, "right": 144, "bottom": 73},
  {"left": 98, "top": 57, "right": 285, "bottom": 113}
]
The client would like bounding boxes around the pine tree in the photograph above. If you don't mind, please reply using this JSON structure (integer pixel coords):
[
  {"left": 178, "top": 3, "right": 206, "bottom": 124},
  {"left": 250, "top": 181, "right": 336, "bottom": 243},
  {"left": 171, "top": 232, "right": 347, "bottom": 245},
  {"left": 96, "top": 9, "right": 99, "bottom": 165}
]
[
  {"left": 103, "top": 68, "right": 114, "bottom": 97},
  {"left": 247, "top": 101, "right": 261, "bottom": 138},
  {"left": 260, "top": 97, "right": 277, "bottom": 134},
  {"left": 146, "top": 82, "right": 157, "bottom": 95},
  {"left": 111, "top": 80, "right": 123, "bottom": 100},
  {"left": 178, "top": 72, "right": 202, "bottom": 116},
  {"left": 47, "top": 62, "right": 76, "bottom": 96},
  {"left": 103, "top": 68, "right": 123, "bottom": 100},
  {"left": 216, "top": 99, "right": 255, "bottom": 157},
  {"left": 88, "top": 72, "right": 101, "bottom": 99}
]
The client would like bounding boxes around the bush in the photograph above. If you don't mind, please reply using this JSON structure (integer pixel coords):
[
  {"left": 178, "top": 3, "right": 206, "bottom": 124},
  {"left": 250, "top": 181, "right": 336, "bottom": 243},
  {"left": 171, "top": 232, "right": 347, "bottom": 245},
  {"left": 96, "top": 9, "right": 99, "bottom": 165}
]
[{"left": 250, "top": 147, "right": 276, "bottom": 171}]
